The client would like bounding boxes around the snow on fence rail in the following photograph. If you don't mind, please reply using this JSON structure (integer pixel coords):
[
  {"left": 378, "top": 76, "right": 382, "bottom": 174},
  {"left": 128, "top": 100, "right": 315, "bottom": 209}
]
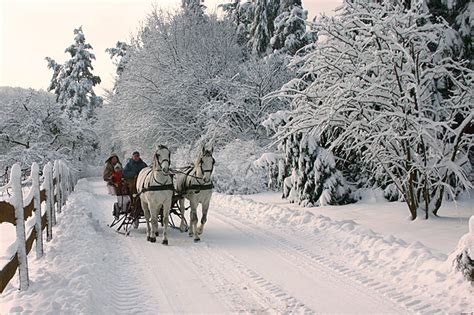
[{"left": 0, "top": 160, "right": 75, "bottom": 292}]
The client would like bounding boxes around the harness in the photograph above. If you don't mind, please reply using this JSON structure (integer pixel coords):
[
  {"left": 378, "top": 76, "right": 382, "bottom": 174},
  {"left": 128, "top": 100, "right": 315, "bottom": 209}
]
[
  {"left": 138, "top": 167, "right": 174, "bottom": 196},
  {"left": 172, "top": 167, "right": 214, "bottom": 193},
  {"left": 187, "top": 183, "right": 214, "bottom": 191}
]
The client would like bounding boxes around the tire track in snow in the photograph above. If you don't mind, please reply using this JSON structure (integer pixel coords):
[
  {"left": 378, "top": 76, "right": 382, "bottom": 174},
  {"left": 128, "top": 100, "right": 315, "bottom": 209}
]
[
  {"left": 88, "top": 189, "right": 160, "bottom": 314},
  {"left": 213, "top": 205, "right": 439, "bottom": 315},
  {"left": 186, "top": 242, "right": 313, "bottom": 314},
  {"left": 211, "top": 210, "right": 409, "bottom": 314}
]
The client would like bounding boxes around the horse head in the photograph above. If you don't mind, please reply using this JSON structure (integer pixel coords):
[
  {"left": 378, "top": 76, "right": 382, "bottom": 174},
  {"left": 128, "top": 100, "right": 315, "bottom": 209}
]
[
  {"left": 195, "top": 147, "right": 214, "bottom": 183},
  {"left": 153, "top": 145, "right": 171, "bottom": 174}
]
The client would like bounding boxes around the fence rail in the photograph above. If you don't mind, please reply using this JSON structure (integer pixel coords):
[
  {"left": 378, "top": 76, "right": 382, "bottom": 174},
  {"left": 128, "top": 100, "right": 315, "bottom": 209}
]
[{"left": 0, "top": 160, "right": 75, "bottom": 292}]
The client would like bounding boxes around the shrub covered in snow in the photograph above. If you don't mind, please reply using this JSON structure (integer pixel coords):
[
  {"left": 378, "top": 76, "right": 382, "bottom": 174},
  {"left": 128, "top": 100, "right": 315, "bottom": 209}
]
[
  {"left": 254, "top": 152, "right": 283, "bottom": 190},
  {"left": 212, "top": 140, "right": 267, "bottom": 194},
  {"left": 450, "top": 216, "right": 474, "bottom": 282}
]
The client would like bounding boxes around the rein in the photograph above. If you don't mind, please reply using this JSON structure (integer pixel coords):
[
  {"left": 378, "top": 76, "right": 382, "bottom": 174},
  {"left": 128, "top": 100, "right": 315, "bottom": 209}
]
[
  {"left": 171, "top": 165, "right": 214, "bottom": 192},
  {"left": 187, "top": 183, "right": 214, "bottom": 190}
]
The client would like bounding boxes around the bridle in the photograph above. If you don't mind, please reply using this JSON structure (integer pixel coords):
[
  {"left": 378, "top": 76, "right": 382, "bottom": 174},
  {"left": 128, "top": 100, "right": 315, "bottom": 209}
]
[
  {"left": 154, "top": 153, "right": 170, "bottom": 173},
  {"left": 148, "top": 147, "right": 172, "bottom": 187},
  {"left": 199, "top": 151, "right": 215, "bottom": 177}
]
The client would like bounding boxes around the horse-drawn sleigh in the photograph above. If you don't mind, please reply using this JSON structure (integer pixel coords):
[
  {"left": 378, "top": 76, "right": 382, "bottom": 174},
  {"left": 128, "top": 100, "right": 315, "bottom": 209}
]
[{"left": 108, "top": 145, "right": 215, "bottom": 246}]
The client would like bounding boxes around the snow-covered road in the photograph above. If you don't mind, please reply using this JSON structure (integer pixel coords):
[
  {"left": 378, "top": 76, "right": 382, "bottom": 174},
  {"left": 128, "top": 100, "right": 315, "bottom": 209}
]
[
  {"left": 92, "top": 178, "right": 405, "bottom": 314},
  {"left": 2, "top": 177, "right": 472, "bottom": 314}
]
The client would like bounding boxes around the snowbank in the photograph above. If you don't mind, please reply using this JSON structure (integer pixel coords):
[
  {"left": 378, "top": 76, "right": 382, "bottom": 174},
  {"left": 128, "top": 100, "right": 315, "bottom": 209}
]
[{"left": 212, "top": 193, "right": 474, "bottom": 313}]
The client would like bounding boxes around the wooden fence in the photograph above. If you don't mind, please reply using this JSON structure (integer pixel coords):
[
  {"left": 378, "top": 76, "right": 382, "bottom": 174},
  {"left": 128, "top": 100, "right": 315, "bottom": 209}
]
[{"left": 0, "top": 160, "right": 75, "bottom": 292}]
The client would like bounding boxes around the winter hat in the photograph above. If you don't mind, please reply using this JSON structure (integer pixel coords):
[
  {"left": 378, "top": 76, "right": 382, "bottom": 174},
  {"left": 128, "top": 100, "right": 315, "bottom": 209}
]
[{"left": 106, "top": 153, "right": 119, "bottom": 163}]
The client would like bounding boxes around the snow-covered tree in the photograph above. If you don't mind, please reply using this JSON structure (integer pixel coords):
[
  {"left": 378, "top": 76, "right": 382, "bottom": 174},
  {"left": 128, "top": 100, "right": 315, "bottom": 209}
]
[
  {"left": 220, "top": 0, "right": 256, "bottom": 46},
  {"left": 270, "top": 0, "right": 314, "bottom": 55},
  {"left": 46, "top": 26, "right": 102, "bottom": 121},
  {"left": 248, "top": 0, "right": 271, "bottom": 55},
  {"left": 0, "top": 87, "right": 99, "bottom": 170},
  {"left": 105, "top": 7, "right": 291, "bottom": 156},
  {"left": 263, "top": 111, "right": 351, "bottom": 206},
  {"left": 223, "top": 0, "right": 314, "bottom": 56},
  {"left": 399, "top": 0, "right": 472, "bottom": 67},
  {"left": 182, "top": 0, "right": 206, "bottom": 13},
  {"left": 274, "top": 1, "right": 473, "bottom": 219},
  {"left": 105, "top": 41, "right": 130, "bottom": 76}
]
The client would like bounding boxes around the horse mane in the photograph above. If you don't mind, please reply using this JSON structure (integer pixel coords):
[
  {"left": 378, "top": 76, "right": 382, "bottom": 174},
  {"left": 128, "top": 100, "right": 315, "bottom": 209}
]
[{"left": 193, "top": 153, "right": 203, "bottom": 177}]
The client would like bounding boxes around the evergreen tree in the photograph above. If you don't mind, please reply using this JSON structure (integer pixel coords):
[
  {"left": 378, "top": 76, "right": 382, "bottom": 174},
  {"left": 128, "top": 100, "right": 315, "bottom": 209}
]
[
  {"left": 263, "top": 111, "right": 351, "bottom": 206},
  {"left": 220, "top": 0, "right": 256, "bottom": 47},
  {"left": 105, "top": 41, "right": 130, "bottom": 76},
  {"left": 224, "top": 0, "right": 314, "bottom": 56},
  {"left": 270, "top": 0, "right": 314, "bottom": 55},
  {"left": 46, "top": 26, "right": 102, "bottom": 121},
  {"left": 248, "top": 0, "right": 271, "bottom": 55},
  {"left": 426, "top": 0, "right": 472, "bottom": 66},
  {"left": 182, "top": 0, "right": 206, "bottom": 17}
]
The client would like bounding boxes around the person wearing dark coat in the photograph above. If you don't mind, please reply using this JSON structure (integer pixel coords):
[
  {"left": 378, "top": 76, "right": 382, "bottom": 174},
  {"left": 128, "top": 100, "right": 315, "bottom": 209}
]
[
  {"left": 123, "top": 151, "right": 148, "bottom": 195},
  {"left": 103, "top": 153, "right": 122, "bottom": 186}
]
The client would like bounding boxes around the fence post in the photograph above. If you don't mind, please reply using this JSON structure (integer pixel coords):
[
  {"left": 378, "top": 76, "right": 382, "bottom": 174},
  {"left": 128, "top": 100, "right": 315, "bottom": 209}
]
[
  {"left": 53, "top": 160, "right": 61, "bottom": 216},
  {"left": 43, "top": 162, "right": 53, "bottom": 241},
  {"left": 10, "top": 164, "right": 29, "bottom": 290},
  {"left": 60, "top": 161, "right": 67, "bottom": 206},
  {"left": 31, "top": 163, "right": 43, "bottom": 258}
]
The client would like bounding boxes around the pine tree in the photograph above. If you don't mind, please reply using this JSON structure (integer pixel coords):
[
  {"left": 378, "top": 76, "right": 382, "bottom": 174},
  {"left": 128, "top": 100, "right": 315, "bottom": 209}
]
[
  {"left": 105, "top": 41, "right": 130, "bottom": 76},
  {"left": 264, "top": 111, "right": 350, "bottom": 206},
  {"left": 248, "top": 0, "right": 271, "bottom": 55},
  {"left": 182, "top": 0, "right": 206, "bottom": 17},
  {"left": 46, "top": 26, "right": 102, "bottom": 121},
  {"left": 221, "top": 0, "right": 256, "bottom": 46},
  {"left": 270, "top": 0, "right": 314, "bottom": 55}
]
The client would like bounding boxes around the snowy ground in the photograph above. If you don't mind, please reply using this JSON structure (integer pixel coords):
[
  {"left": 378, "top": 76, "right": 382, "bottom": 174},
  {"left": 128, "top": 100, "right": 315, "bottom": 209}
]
[{"left": 1, "top": 177, "right": 473, "bottom": 314}]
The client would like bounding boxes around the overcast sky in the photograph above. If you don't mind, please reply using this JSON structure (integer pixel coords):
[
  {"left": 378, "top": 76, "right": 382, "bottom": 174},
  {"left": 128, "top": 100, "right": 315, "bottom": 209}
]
[{"left": 0, "top": 0, "right": 342, "bottom": 95}]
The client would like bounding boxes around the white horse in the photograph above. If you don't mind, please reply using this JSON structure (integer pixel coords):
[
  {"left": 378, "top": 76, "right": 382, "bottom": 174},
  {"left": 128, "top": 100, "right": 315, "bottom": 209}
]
[
  {"left": 174, "top": 147, "right": 214, "bottom": 242},
  {"left": 136, "top": 146, "right": 174, "bottom": 245}
]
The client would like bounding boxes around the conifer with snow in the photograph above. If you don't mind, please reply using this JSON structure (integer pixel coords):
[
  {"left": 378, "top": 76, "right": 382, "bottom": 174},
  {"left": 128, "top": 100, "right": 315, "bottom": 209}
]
[
  {"left": 46, "top": 26, "right": 102, "bottom": 121},
  {"left": 105, "top": 41, "right": 130, "bottom": 76},
  {"left": 263, "top": 111, "right": 351, "bottom": 206},
  {"left": 248, "top": 0, "right": 271, "bottom": 55},
  {"left": 270, "top": 0, "right": 313, "bottom": 55}
]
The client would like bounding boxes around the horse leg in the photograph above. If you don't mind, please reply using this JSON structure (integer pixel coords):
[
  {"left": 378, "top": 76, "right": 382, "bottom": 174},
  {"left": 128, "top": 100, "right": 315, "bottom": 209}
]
[
  {"left": 149, "top": 207, "right": 159, "bottom": 243},
  {"left": 189, "top": 199, "right": 200, "bottom": 242},
  {"left": 161, "top": 197, "right": 172, "bottom": 245},
  {"left": 178, "top": 198, "right": 187, "bottom": 232},
  {"left": 197, "top": 199, "right": 210, "bottom": 236},
  {"left": 141, "top": 200, "right": 153, "bottom": 242}
]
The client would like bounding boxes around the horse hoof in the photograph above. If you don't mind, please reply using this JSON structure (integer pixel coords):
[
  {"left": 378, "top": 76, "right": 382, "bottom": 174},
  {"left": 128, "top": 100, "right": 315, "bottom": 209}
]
[
  {"left": 194, "top": 238, "right": 200, "bottom": 243},
  {"left": 162, "top": 239, "right": 168, "bottom": 245},
  {"left": 147, "top": 236, "right": 151, "bottom": 241},
  {"left": 155, "top": 232, "right": 159, "bottom": 237},
  {"left": 149, "top": 237, "right": 156, "bottom": 243}
]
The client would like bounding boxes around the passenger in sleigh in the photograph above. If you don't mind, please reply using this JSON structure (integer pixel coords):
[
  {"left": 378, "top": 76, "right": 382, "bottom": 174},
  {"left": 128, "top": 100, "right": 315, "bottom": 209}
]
[
  {"left": 123, "top": 151, "right": 148, "bottom": 194},
  {"left": 103, "top": 153, "right": 130, "bottom": 215}
]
